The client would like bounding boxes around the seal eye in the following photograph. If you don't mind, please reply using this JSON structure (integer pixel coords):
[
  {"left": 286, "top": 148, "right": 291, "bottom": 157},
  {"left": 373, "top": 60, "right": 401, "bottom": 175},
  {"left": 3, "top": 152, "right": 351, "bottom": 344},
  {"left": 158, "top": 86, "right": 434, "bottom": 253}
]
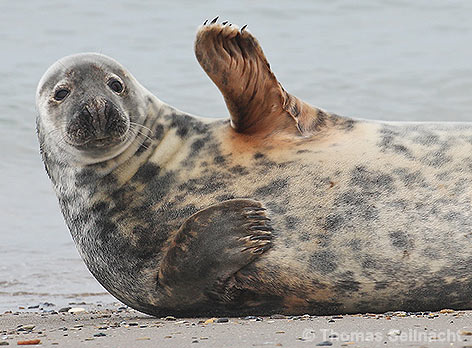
[
  {"left": 54, "top": 89, "right": 69, "bottom": 101},
  {"left": 108, "top": 79, "right": 124, "bottom": 94}
]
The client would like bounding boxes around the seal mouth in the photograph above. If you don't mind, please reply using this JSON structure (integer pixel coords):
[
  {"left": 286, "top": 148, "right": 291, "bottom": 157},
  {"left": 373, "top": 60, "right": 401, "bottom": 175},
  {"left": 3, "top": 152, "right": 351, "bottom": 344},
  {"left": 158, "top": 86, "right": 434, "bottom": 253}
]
[
  {"left": 65, "top": 99, "right": 130, "bottom": 150},
  {"left": 73, "top": 134, "right": 127, "bottom": 150}
]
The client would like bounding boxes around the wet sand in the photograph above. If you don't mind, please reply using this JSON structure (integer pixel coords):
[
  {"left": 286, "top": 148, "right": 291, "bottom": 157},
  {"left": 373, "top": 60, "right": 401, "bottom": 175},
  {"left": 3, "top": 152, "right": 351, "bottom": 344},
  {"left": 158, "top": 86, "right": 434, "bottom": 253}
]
[{"left": 1, "top": 305, "right": 472, "bottom": 347}]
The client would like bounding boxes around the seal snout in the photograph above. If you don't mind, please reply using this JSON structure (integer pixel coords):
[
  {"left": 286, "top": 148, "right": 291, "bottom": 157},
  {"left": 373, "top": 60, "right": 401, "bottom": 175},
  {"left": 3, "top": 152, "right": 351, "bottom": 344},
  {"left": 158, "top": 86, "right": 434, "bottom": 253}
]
[{"left": 66, "top": 97, "right": 129, "bottom": 149}]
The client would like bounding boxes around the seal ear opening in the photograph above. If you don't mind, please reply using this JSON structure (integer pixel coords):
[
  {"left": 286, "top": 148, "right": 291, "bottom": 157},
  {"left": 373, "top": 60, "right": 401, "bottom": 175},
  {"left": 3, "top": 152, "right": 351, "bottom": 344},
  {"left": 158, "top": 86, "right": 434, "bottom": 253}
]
[{"left": 195, "top": 22, "right": 324, "bottom": 137}]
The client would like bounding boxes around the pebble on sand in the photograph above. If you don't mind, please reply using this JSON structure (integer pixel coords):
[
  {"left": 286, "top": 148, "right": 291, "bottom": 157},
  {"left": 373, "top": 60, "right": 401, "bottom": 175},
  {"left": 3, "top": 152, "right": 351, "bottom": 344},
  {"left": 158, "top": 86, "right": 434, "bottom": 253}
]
[
  {"left": 68, "top": 308, "right": 85, "bottom": 314},
  {"left": 17, "top": 340, "right": 41, "bottom": 346}
]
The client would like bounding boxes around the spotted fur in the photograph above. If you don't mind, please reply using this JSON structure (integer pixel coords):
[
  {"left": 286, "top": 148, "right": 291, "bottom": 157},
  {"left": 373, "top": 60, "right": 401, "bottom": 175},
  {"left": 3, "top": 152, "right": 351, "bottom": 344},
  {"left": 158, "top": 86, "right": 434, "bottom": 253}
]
[{"left": 35, "top": 24, "right": 472, "bottom": 317}]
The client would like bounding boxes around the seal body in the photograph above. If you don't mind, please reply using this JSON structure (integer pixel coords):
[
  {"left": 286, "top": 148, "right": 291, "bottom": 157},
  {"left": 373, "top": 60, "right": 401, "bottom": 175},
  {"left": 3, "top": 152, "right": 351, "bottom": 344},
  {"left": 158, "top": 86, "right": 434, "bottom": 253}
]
[{"left": 36, "top": 22, "right": 472, "bottom": 316}]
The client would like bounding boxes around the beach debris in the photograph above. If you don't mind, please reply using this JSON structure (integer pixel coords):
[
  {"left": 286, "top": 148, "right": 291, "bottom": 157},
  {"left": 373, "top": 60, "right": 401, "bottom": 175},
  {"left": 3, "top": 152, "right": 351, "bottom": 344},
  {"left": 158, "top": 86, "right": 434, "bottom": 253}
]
[
  {"left": 26, "top": 306, "right": 39, "bottom": 310},
  {"left": 0, "top": 342, "right": 9, "bottom": 346},
  {"left": 270, "top": 314, "right": 286, "bottom": 319},
  {"left": 440, "top": 309, "right": 455, "bottom": 314},
  {"left": 17, "top": 340, "right": 41, "bottom": 345},
  {"left": 40, "top": 302, "right": 55, "bottom": 307},
  {"left": 216, "top": 318, "right": 229, "bottom": 323},
  {"left": 204, "top": 318, "right": 217, "bottom": 324},
  {"left": 68, "top": 307, "right": 85, "bottom": 314},
  {"left": 136, "top": 337, "right": 151, "bottom": 341},
  {"left": 58, "top": 307, "right": 71, "bottom": 313},
  {"left": 16, "top": 325, "right": 34, "bottom": 332},
  {"left": 387, "top": 329, "right": 401, "bottom": 336},
  {"left": 459, "top": 330, "right": 472, "bottom": 336},
  {"left": 316, "top": 341, "right": 333, "bottom": 346},
  {"left": 93, "top": 333, "right": 106, "bottom": 337},
  {"left": 164, "top": 316, "right": 176, "bottom": 321}
]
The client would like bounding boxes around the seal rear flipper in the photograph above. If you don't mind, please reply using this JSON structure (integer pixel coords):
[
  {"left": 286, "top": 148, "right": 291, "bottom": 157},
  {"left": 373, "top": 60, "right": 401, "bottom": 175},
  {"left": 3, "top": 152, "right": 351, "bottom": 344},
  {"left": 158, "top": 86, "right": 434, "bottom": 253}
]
[
  {"left": 195, "top": 20, "right": 326, "bottom": 136},
  {"left": 158, "top": 199, "right": 272, "bottom": 307}
]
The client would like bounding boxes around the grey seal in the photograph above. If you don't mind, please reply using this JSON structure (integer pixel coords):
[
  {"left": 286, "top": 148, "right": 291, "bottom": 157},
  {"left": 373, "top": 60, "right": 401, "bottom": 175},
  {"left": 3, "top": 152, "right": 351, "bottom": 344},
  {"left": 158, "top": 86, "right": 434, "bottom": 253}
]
[{"left": 36, "top": 19, "right": 472, "bottom": 316}]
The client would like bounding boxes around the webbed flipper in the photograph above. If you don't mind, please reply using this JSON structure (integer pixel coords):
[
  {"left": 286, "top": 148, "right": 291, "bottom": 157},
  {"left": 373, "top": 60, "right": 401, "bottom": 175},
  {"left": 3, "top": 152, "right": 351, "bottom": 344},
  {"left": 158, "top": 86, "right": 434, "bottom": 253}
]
[
  {"left": 195, "top": 19, "right": 326, "bottom": 137},
  {"left": 158, "top": 199, "right": 272, "bottom": 306}
]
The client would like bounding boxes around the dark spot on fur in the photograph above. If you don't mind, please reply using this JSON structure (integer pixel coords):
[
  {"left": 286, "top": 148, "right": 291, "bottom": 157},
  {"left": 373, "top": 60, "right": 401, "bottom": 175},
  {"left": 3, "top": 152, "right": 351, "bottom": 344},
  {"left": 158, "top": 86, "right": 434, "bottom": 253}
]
[
  {"left": 214, "top": 155, "right": 226, "bottom": 165},
  {"left": 153, "top": 124, "right": 164, "bottom": 140},
  {"left": 361, "top": 256, "right": 377, "bottom": 269},
  {"left": 254, "top": 178, "right": 289, "bottom": 197},
  {"left": 284, "top": 216, "right": 301, "bottom": 230},
  {"left": 350, "top": 166, "right": 394, "bottom": 192},
  {"left": 133, "top": 163, "right": 161, "bottom": 182},
  {"left": 374, "top": 281, "right": 389, "bottom": 290},
  {"left": 254, "top": 152, "right": 265, "bottom": 160},
  {"left": 229, "top": 165, "right": 249, "bottom": 175},
  {"left": 348, "top": 239, "right": 361, "bottom": 251},
  {"left": 389, "top": 230, "right": 411, "bottom": 249},
  {"left": 324, "top": 214, "right": 344, "bottom": 232},
  {"left": 190, "top": 138, "right": 206, "bottom": 155},
  {"left": 309, "top": 251, "right": 338, "bottom": 274},
  {"left": 378, "top": 126, "right": 414, "bottom": 159}
]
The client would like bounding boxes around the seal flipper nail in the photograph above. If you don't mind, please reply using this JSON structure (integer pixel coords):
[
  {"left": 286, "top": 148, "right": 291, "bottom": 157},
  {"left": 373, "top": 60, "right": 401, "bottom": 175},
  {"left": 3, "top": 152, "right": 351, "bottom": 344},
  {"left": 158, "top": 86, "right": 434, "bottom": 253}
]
[
  {"left": 194, "top": 23, "right": 327, "bottom": 136},
  {"left": 158, "top": 199, "right": 272, "bottom": 307}
]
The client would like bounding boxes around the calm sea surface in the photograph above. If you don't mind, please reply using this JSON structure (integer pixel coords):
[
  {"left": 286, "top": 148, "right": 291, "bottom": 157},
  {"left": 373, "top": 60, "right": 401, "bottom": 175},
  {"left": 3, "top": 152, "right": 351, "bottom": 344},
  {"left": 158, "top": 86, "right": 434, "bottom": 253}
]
[{"left": 1, "top": 0, "right": 471, "bottom": 312}]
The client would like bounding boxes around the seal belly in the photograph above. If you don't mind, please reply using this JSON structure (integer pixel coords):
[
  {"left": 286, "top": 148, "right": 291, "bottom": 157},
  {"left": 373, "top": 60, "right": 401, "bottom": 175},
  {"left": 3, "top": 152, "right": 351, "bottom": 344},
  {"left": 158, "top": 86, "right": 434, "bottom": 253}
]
[{"left": 198, "top": 120, "right": 472, "bottom": 314}]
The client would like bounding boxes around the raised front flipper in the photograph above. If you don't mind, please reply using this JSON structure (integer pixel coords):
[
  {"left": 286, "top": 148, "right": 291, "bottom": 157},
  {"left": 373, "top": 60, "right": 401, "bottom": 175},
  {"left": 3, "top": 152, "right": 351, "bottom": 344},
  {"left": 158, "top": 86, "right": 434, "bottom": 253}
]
[
  {"left": 195, "top": 19, "right": 327, "bottom": 136},
  {"left": 158, "top": 199, "right": 272, "bottom": 307}
]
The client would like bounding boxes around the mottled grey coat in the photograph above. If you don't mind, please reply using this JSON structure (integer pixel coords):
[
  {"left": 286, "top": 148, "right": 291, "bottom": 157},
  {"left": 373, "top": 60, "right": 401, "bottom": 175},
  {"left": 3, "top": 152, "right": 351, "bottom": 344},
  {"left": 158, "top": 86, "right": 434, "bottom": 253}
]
[{"left": 36, "top": 23, "right": 472, "bottom": 316}]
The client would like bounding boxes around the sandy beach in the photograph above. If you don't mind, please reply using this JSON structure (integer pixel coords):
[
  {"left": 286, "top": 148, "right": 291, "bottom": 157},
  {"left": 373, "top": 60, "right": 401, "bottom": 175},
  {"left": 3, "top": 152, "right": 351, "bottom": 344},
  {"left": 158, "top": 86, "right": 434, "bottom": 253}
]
[{"left": 1, "top": 305, "right": 472, "bottom": 347}]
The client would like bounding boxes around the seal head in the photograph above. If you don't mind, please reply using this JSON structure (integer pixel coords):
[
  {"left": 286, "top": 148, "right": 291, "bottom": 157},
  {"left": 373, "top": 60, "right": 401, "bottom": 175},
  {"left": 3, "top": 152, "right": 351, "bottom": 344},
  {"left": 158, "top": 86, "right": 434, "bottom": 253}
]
[{"left": 36, "top": 53, "right": 148, "bottom": 164}]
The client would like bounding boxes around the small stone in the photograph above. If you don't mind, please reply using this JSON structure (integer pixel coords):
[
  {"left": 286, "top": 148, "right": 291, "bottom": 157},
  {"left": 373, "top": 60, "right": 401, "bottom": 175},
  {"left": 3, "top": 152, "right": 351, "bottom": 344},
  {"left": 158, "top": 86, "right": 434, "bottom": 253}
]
[
  {"left": 204, "top": 318, "right": 216, "bottom": 324},
  {"left": 242, "top": 316, "right": 257, "bottom": 320},
  {"left": 0, "top": 342, "right": 8, "bottom": 346},
  {"left": 216, "top": 318, "right": 229, "bottom": 323},
  {"left": 328, "top": 319, "right": 335, "bottom": 323},
  {"left": 164, "top": 335, "right": 172, "bottom": 339},
  {"left": 128, "top": 322, "right": 139, "bottom": 326},
  {"left": 316, "top": 341, "right": 333, "bottom": 346},
  {"left": 440, "top": 309, "right": 455, "bottom": 314},
  {"left": 93, "top": 333, "right": 106, "bottom": 337},
  {"left": 175, "top": 320, "right": 187, "bottom": 324},
  {"left": 270, "top": 314, "right": 286, "bottom": 319},
  {"left": 387, "top": 329, "right": 401, "bottom": 336},
  {"left": 17, "top": 340, "right": 41, "bottom": 345},
  {"left": 136, "top": 337, "right": 150, "bottom": 341},
  {"left": 276, "top": 331, "right": 285, "bottom": 334},
  {"left": 84, "top": 338, "right": 94, "bottom": 341},
  {"left": 460, "top": 330, "right": 472, "bottom": 336},
  {"left": 68, "top": 308, "right": 85, "bottom": 314},
  {"left": 58, "top": 307, "right": 71, "bottom": 313},
  {"left": 27, "top": 305, "right": 39, "bottom": 309},
  {"left": 192, "top": 340, "right": 199, "bottom": 343},
  {"left": 332, "top": 316, "right": 343, "bottom": 319},
  {"left": 41, "top": 302, "right": 55, "bottom": 307},
  {"left": 164, "top": 316, "right": 176, "bottom": 321}
]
